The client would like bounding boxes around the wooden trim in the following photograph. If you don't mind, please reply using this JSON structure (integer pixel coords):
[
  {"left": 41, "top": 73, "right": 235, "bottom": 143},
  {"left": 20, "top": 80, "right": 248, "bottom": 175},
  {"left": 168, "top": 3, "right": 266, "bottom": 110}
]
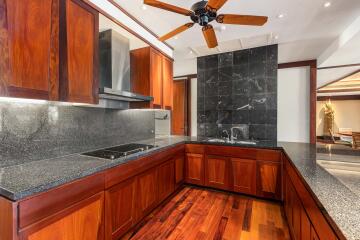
[
  {"left": 174, "top": 74, "right": 197, "bottom": 79},
  {"left": 317, "top": 95, "right": 360, "bottom": 101},
  {"left": 278, "top": 60, "right": 316, "bottom": 69},
  {"left": 317, "top": 63, "right": 360, "bottom": 70},
  {"left": 318, "top": 87, "right": 360, "bottom": 93},
  {"left": 317, "top": 69, "right": 360, "bottom": 90},
  {"left": 108, "top": 0, "right": 174, "bottom": 50},
  {"left": 0, "top": 197, "right": 18, "bottom": 240},
  {"left": 278, "top": 59, "right": 317, "bottom": 144},
  {"left": 187, "top": 77, "right": 192, "bottom": 136},
  {"left": 82, "top": 0, "right": 173, "bottom": 60}
]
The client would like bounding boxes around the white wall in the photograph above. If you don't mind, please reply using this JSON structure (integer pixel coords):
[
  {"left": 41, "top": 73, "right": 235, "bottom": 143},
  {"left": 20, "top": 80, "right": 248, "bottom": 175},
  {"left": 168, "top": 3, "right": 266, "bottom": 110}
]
[
  {"left": 173, "top": 59, "right": 197, "bottom": 77},
  {"left": 278, "top": 67, "right": 310, "bottom": 143},
  {"left": 316, "top": 100, "right": 360, "bottom": 136},
  {"left": 191, "top": 78, "right": 197, "bottom": 136}
]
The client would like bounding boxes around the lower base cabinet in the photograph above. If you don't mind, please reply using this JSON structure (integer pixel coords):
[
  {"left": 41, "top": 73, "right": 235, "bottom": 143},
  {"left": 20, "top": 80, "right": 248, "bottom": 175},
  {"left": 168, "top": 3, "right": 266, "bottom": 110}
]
[
  {"left": 231, "top": 158, "right": 256, "bottom": 195},
  {"left": 205, "top": 155, "right": 229, "bottom": 190},
  {"left": 158, "top": 160, "right": 175, "bottom": 202},
  {"left": 257, "top": 161, "right": 282, "bottom": 200},
  {"left": 105, "top": 178, "right": 136, "bottom": 240},
  {"left": 137, "top": 167, "right": 159, "bottom": 219},
  {"left": 284, "top": 162, "right": 338, "bottom": 240},
  {"left": 21, "top": 192, "right": 104, "bottom": 240}
]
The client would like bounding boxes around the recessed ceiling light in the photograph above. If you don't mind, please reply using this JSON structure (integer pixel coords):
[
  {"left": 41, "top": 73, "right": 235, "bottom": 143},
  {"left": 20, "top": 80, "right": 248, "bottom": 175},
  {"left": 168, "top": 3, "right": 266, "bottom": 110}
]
[
  {"left": 174, "top": 36, "right": 178, "bottom": 40},
  {"left": 221, "top": 25, "right": 226, "bottom": 31},
  {"left": 190, "top": 50, "right": 193, "bottom": 54},
  {"left": 277, "top": 14, "right": 285, "bottom": 19},
  {"left": 274, "top": 35, "right": 279, "bottom": 40},
  {"left": 142, "top": 5, "right": 147, "bottom": 10},
  {"left": 324, "top": 2, "right": 331, "bottom": 7}
]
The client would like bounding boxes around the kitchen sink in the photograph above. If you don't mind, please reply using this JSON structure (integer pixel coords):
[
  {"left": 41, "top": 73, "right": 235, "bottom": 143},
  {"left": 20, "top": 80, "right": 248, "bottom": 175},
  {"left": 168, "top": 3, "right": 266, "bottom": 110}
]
[{"left": 204, "top": 138, "right": 257, "bottom": 145}]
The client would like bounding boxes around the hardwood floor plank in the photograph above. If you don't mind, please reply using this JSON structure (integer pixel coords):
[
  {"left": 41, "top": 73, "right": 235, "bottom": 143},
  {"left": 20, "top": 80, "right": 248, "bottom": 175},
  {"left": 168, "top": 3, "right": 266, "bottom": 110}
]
[
  {"left": 125, "top": 186, "right": 290, "bottom": 240},
  {"left": 242, "top": 199, "right": 253, "bottom": 231}
]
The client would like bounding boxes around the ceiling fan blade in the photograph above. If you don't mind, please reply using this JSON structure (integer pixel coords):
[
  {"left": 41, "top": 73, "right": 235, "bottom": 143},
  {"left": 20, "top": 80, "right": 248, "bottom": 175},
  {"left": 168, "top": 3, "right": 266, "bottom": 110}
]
[
  {"left": 159, "top": 23, "right": 194, "bottom": 41},
  {"left": 217, "top": 14, "right": 268, "bottom": 26},
  {"left": 202, "top": 25, "right": 218, "bottom": 48},
  {"left": 144, "top": 0, "right": 192, "bottom": 16},
  {"left": 206, "top": 0, "right": 228, "bottom": 10}
]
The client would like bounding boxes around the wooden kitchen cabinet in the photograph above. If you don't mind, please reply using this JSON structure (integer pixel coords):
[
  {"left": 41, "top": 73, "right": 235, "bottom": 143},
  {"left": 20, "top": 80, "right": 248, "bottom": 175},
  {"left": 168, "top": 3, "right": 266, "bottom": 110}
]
[
  {"left": 59, "top": 0, "right": 99, "bottom": 104},
  {"left": 136, "top": 167, "right": 158, "bottom": 219},
  {"left": 0, "top": 0, "right": 99, "bottom": 103},
  {"left": 257, "top": 161, "right": 282, "bottom": 200},
  {"left": 174, "top": 154, "right": 185, "bottom": 185},
  {"left": 162, "top": 56, "right": 173, "bottom": 109},
  {"left": 130, "top": 47, "right": 173, "bottom": 109},
  {"left": 158, "top": 159, "right": 175, "bottom": 202},
  {"left": 0, "top": 0, "right": 59, "bottom": 100},
  {"left": 231, "top": 158, "right": 256, "bottom": 195},
  {"left": 185, "top": 153, "right": 204, "bottom": 185},
  {"left": 20, "top": 192, "right": 104, "bottom": 240},
  {"left": 205, "top": 155, "right": 229, "bottom": 190},
  {"left": 105, "top": 178, "right": 136, "bottom": 240}
]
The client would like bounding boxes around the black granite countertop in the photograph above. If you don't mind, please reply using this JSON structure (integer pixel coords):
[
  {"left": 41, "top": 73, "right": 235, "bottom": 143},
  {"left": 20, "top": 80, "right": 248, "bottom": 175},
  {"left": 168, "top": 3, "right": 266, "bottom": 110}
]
[{"left": 0, "top": 136, "right": 359, "bottom": 240}]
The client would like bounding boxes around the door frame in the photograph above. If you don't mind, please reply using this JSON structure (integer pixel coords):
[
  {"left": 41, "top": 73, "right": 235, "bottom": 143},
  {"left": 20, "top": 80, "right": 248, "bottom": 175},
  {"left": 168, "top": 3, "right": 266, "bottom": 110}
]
[{"left": 174, "top": 74, "right": 197, "bottom": 136}]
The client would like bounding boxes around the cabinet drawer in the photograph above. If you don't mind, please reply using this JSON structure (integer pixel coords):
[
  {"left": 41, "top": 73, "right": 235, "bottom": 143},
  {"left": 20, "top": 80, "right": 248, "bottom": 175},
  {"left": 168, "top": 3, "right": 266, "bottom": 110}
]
[
  {"left": 19, "top": 173, "right": 104, "bottom": 229},
  {"left": 185, "top": 144, "right": 205, "bottom": 154}
]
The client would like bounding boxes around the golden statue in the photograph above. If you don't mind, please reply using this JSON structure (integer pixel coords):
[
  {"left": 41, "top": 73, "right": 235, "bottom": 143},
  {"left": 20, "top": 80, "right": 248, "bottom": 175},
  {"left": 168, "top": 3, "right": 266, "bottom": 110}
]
[{"left": 323, "top": 100, "right": 334, "bottom": 137}]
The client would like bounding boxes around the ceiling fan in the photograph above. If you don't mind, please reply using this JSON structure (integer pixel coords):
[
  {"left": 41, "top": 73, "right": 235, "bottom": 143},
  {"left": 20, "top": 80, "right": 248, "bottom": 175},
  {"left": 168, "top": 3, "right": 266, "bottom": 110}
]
[{"left": 144, "top": 0, "right": 268, "bottom": 48}]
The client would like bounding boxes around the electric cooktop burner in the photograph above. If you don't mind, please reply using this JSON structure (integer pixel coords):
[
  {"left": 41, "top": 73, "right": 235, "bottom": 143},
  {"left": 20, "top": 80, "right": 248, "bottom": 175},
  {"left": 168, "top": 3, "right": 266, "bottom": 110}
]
[{"left": 82, "top": 143, "right": 156, "bottom": 160}]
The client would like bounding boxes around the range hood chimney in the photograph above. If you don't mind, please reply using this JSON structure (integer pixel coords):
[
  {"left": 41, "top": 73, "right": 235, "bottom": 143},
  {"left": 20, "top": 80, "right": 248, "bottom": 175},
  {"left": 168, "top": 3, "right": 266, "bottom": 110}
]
[{"left": 98, "top": 30, "right": 153, "bottom": 108}]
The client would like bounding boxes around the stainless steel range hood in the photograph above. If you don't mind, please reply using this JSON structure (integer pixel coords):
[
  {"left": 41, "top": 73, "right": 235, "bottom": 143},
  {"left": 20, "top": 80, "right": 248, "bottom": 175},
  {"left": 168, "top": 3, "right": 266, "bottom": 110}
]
[{"left": 99, "top": 30, "right": 153, "bottom": 106}]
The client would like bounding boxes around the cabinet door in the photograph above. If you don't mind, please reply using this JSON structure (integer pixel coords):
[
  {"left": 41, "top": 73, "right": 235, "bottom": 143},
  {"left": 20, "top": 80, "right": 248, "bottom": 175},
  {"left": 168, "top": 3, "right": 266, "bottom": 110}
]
[
  {"left": 158, "top": 160, "right": 175, "bottom": 201},
  {"left": 105, "top": 178, "right": 136, "bottom": 240},
  {"left": 150, "top": 49, "right": 162, "bottom": 108},
  {"left": 21, "top": 192, "right": 104, "bottom": 240},
  {"left": 205, "top": 155, "right": 229, "bottom": 190},
  {"left": 301, "top": 207, "right": 311, "bottom": 240},
  {"left": 137, "top": 167, "right": 158, "bottom": 219},
  {"left": 60, "top": 0, "right": 98, "bottom": 104},
  {"left": 185, "top": 153, "right": 204, "bottom": 185},
  {"left": 2, "top": 0, "right": 58, "bottom": 100},
  {"left": 257, "top": 161, "right": 282, "bottom": 200},
  {"left": 175, "top": 155, "right": 185, "bottom": 184},
  {"left": 311, "top": 226, "right": 320, "bottom": 240},
  {"left": 231, "top": 158, "right": 256, "bottom": 195},
  {"left": 162, "top": 56, "right": 173, "bottom": 109}
]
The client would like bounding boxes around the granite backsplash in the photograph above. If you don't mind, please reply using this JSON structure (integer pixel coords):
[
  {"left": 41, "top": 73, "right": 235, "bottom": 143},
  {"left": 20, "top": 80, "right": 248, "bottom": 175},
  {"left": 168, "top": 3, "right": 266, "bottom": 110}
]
[
  {"left": 0, "top": 101, "right": 155, "bottom": 168},
  {"left": 197, "top": 44, "right": 278, "bottom": 141}
]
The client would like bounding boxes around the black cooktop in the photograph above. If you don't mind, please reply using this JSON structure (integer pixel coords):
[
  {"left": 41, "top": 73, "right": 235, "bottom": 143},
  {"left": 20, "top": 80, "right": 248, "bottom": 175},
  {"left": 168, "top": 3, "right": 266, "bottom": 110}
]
[{"left": 82, "top": 143, "right": 156, "bottom": 160}]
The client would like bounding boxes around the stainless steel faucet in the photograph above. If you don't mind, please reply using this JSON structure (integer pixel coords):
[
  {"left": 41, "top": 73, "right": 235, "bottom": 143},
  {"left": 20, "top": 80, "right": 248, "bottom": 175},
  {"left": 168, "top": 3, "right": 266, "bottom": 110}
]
[
  {"left": 231, "top": 126, "right": 242, "bottom": 142},
  {"left": 222, "top": 130, "right": 230, "bottom": 141}
]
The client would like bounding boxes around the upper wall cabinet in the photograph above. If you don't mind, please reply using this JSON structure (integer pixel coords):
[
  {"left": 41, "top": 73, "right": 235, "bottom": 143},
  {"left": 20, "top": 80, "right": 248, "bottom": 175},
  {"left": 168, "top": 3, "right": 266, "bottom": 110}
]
[
  {"left": 130, "top": 47, "right": 173, "bottom": 109},
  {"left": 0, "top": 0, "right": 99, "bottom": 104},
  {"left": 59, "top": 0, "right": 99, "bottom": 104},
  {"left": 0, "top": 0, "right": 59, "bottom": 100}
]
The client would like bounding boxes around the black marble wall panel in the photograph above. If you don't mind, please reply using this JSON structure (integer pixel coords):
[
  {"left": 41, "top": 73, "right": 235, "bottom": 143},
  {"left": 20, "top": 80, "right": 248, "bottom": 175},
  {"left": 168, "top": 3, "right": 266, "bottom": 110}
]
[
  {"left": 197, "top": 45, "right": 278, "bottom": 141},
  {"left": 0, "top": 102, "right": 155, "bottom": 167}
]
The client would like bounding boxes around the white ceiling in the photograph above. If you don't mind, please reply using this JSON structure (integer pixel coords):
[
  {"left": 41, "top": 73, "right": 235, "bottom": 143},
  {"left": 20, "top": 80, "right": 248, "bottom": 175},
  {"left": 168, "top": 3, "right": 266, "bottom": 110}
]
[{"left": 114, "top": 0, "right": 360, "bottom": 64}]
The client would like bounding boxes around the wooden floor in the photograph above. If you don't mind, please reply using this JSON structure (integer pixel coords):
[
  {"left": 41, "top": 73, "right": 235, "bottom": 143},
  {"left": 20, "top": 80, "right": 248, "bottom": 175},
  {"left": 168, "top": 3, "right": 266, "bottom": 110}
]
[{"left": 121, "top": 186, "right": 291, "bottom": 240}]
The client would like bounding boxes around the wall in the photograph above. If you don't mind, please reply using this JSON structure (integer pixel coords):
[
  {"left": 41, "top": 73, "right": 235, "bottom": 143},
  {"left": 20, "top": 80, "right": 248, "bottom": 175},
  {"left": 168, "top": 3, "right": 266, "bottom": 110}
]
[
  {"left": 0, "top": 100, "right": 154, "bottom": 168},
  {"left": 316, "top": 100, "right": 360, "bottom": 136},
  {"left": 191, "top": 78, "right": 197, "bottom": 136},
  {"left": 197, "top": 45, "right": 278, "bottom": 141},
  {"left": 277, "top": 67, "right": 310, "bottom": 143},
  {"left": 174, "top": 58, "right": 197, "bottom": 77}
]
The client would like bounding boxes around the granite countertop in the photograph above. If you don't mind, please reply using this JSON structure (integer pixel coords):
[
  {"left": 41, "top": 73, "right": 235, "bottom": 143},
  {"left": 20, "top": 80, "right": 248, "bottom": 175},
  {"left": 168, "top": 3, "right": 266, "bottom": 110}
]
[{"left": 0, "top": 136, "right": 359, "bottom": 239}]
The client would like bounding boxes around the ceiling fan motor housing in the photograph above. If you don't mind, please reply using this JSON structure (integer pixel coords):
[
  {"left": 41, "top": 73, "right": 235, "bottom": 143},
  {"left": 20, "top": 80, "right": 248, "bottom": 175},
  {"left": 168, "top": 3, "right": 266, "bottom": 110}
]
[{"left": 190, "top": 0, "right": 217, "bottom": 26}]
